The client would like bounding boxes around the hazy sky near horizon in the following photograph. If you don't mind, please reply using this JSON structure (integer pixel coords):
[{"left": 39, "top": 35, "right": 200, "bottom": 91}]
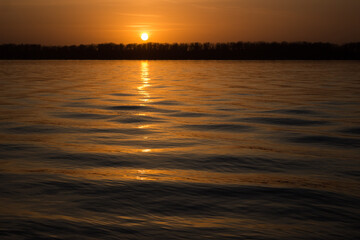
[{"left": 1, "top": 0, "right": 360, "bottom": 45}]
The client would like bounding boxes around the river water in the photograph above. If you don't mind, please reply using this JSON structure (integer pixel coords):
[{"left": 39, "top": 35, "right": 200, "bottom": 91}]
[{"left": 0, "top": 60, "right": 360, "bottom": 239}]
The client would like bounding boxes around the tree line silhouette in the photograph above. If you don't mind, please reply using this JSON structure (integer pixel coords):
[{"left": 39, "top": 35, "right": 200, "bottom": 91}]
[{"left": 1, "top": 42, "right": 359, "bottom": 60}]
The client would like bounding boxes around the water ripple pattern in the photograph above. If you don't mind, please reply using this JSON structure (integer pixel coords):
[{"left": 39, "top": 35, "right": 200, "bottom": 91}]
[{"left": 0, "top": 60, "right": 360, "bottom": 239}]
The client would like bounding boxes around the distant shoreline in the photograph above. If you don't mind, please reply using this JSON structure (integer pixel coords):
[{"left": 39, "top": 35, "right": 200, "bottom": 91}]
[{"left": 1, "top": 42, "right": 359, "bottom": 60}]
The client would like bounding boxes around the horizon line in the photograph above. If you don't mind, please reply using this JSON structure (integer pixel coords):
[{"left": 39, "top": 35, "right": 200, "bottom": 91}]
[{"left": 1, "top": 41, "right": 360, "bottom": 47}]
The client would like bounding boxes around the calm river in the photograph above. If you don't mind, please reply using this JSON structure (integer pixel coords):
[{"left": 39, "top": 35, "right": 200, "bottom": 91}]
[{"left": 0, "top": 60, "right": 359, "bottom": 239}]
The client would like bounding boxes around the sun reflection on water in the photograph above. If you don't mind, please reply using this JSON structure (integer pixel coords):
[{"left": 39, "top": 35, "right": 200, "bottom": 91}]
[
  {"left": 141, "top": 149, "right": 152, "bottom": 153},
  {"left": 4, "top": 166, "right": 359, "bottom": 197},
  {"left": 139, "top": 61, "right": 152, "bottom": 153},
  {"left": 137, "top": 125, "right": 150, "bottom": 129},
  {"left": 138, "top": 61, "right": 151, "bottom": 100}
]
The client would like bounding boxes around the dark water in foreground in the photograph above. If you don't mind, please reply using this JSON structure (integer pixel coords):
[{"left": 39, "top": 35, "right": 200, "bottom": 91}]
[{"left": 0, "top": 60, "right": 360, "bottom": 239}]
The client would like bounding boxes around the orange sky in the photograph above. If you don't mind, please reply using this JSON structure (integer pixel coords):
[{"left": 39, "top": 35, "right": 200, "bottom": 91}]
[{"left": 0, "top": 0, "right": 359, "bottom": 45}]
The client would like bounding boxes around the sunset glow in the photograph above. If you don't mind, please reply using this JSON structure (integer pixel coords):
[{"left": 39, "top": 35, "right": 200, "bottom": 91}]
[
  {"left": 1, "top": 0, "right": 360, "bottom": 239},
  {"left": 0, "top": 0, "right": 359, "bottom": 44}
]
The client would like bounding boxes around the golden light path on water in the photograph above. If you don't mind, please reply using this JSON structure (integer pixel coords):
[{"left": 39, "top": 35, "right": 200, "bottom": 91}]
[
  {"left": 139, "top": 61, "right": 152, "bottom": 153},
  {"left": 1, "top": 167, "right": 359, "bottom": 198}
]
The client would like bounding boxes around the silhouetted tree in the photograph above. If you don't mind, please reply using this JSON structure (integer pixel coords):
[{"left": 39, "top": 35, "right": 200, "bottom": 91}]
[{"left": 0, "top": 42, "right": 359, "bottom": 60}]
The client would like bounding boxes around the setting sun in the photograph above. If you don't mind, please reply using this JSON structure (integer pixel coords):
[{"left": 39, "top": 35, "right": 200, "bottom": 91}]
[{"left": 141, "top": 33, "right": 149, "bottom": 41}]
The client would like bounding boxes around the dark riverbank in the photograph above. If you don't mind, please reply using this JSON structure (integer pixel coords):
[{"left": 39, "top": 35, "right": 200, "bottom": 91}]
[{"left": 1, "top": 42, "right": 359, "bottom": 60}]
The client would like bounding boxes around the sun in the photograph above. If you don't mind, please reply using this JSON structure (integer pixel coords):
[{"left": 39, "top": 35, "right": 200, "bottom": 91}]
[{"left": 141, "top": 33, "right": 149, "bottom": 41}]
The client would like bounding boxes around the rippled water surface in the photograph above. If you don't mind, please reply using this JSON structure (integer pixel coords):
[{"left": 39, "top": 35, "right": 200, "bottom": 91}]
[{"left": 0, "top": 60, "right": 360, "bottom": 239}]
